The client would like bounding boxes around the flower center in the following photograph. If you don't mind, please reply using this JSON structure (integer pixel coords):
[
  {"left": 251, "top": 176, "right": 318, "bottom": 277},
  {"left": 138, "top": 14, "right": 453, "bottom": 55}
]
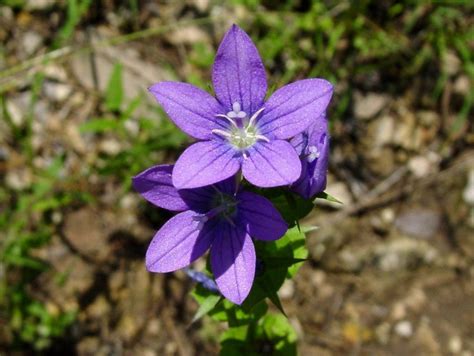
[
  {"left": 193, "top": 190, "right": 238, "bottom": 227},
  {"left": 306, "top": 145, "right": 320, "bottom": 163},
  {"left": 211, "top": 102, "right": 269, "bottom": 155}
]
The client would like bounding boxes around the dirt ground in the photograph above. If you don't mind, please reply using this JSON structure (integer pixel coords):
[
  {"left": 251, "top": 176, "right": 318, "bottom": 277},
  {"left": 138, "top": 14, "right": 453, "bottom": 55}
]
[{"left": 1, "top": 1, "right": 473, "bottom": 355}]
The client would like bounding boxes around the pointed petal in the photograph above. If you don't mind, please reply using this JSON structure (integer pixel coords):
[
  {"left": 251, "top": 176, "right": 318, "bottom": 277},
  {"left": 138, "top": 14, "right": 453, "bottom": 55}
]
[
  {"left": 290, "top": 112, "right": 327, "bottom": 155},
  {"left": 242, "top": 140, "right": 301, "bottom": 188},
  {"left": 211, "top": 223, "right": 255, "bottom": 305},
  {"left": 149, "top": 82, "right": 226, "bottom": 140},
  {"left": 146, "top": 211, "right": 216, "bottom": 273},
  {"left": 238, "top": 191, "right": 288, "bottom": 241},
  {"left": 132, "top": 164, "right": 189, "bottom": 211},
  {"left": 292, "top": 114, "right": 330, "bottom": 199},
  {"left": 293, "top": 133, "right": 330, "bottom": 199},
  {"left": 173, "top": 140, "right": 241, "bottom": 189},
  {"left": 258, "top": 79, "right": 333, "bottom": 139},
  {"left": 212, "top": 25, "right": 267, "bottom": 114}
]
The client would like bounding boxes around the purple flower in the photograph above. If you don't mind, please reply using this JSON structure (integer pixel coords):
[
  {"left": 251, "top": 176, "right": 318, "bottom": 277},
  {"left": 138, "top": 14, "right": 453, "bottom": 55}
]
[
  {"left": 149, "top": 25, "right": 333, "bottom": 190},
  {"left": 184, "top": 268, "right": 219, "bottom": 293},
  {"left": 290, "top": 113, "right": 329, "bottom": 199},
  {"left": 132, "top": 164, "right": 288, "bottom": 305}
]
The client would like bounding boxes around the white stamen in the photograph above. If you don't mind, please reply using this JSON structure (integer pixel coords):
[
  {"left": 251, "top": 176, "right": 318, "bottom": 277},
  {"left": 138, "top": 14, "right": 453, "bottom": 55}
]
[
  {"left": 227, "top": 102, "right": 247, "bottom": 119},
  {"left": 215, "top": 114, "right": 239, "bottom": 128},
  {"left": 307, "top": 145, "right": 320, "bottom": 163},
  {"left": 242, "top": 151, "right": 248, "bottom": 159},
  {"left": 212, "top": 129, "right": 232, "bottom": 138},
  {"left": 255, "top": 134, "right": 270, "bottom": 143},
  {"left": 248, "top": 107, "right": 265, "bottom": 127}
]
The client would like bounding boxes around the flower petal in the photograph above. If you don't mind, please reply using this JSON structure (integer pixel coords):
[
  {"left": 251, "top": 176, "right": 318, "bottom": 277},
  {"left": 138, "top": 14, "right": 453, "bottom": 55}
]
[
  {"left": 149, "top": 82, "right": 225, "bottom": 140},
  {"left": 173, "top": 140, "right": 241, "bottom": 189},
  {"left": 242, "top": 140, "right": 301, "bottom": 187},
  {"left": 211, "top": 223, "right": 255, "bottom": 305},
  {"left": 258, "top": 79, "right": 333, "bottom": 139},
  {"left": 292, "top": 132, "right": 330, "bottom": 199},
  {"left": 132, "top": 164, "right": 189, "bottom": 211},
  {"left": 146, "top": 211, "right": 216, "bottom": 273},
  {"left": 290, "top": 112, "right": 327, "bottom": 155},
  {"left": 212, "top": 24, "right": 267, "bottom": 114},
  {"left": 238, "top": 191, "right": 287, "bottom": 241}
]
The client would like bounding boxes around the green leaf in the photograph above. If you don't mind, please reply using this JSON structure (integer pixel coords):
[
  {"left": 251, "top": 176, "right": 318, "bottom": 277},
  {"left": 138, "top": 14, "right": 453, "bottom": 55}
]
[
  {"left": 262, "top": 189, "right": 314, "bottom": 227},
  {"left": 105, "top": 63, "right": 124, "bottom": 111},
  {"left": 315, "top": 191, "right": 343, "bottom": 204},
  {"left": 79, "top": 117, "right": 120, "bottom": 133},
  {"left": 191, "top": 294, "right": 222, "bottom": 323}
]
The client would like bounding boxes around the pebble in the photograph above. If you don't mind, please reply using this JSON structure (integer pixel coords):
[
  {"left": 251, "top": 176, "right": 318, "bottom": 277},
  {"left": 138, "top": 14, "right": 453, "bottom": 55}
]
[
  {"left": 448, "top": 335, "right": 463, "bottom": 354},
  {"left": 279, "top": 279, "right": 295, "bottom": 299},
  {"left": 5, "top": 99, "right": 24, "bottom": 126},
  {"left": 394, "top": 209, "right": 441, "bottom": 239},
  {"left": 21, "top": 31, "right": 43, "bottom": 56},
  {"left": 463, "top": 169, "right": 474, "bottom": 206},
  {"left": 99, "top": 138, "right": 122, "bottom": 155},
  {"left": 25, "top": 0, "right": 56, "bottom": 10},
  {"left": 454, "top": 75, "right": 470, "bottom": 95},
  {"left": 394, "top": 320, "right": 413, "bottom": 338},
  {"left": 353, "top": 91, "right": 389, "bottom": 120},
  {"left": 442, "top": 51, "right": 461, "bottom": 76},
  {"left": 408, "top": 155, "right": 432, "bottom": 178},
  {"left": 373, "top": 115, "right": 395, "bottom": 147},
  {"left": 43, "top": 64, "right": 68, "bottom": 82},
  {"left": 5, "top": 169, "right": 32, "bottom": 190},
  {"left": 43, "top": 82, "right": 73, "bottom": 102}
]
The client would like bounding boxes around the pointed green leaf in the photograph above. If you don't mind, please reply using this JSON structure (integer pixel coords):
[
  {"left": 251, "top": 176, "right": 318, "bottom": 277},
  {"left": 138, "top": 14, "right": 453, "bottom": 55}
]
[
  {"left": 315, "top": 191, "right": 343, "bottom": 204},
  {"left": 191, "top": 294, "right": 222, "bottom": 323},
  {"left": 105, "top": 63, "right": 124, "bottom": 111}
]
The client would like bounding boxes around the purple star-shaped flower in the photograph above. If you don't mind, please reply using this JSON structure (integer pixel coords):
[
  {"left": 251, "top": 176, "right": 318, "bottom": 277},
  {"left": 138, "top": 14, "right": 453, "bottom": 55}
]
[
  {"left": 149, "top": 25, "right": 333, "bottom": 190},
  {"left": 290, "top": 113, "right": 330, "bottom": 199},
  {"left": 132, "top": 165, "right": 288, "bottom": 304}
]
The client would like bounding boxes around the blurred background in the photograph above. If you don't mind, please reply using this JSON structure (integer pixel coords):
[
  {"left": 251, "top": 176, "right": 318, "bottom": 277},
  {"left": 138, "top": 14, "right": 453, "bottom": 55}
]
[{"left": 0, "top": 0, "right": 473, "bottom": 354}]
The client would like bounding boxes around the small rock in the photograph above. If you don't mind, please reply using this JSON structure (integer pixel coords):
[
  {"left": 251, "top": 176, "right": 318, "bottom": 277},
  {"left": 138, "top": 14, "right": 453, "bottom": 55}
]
[
  {"left": 442, "top": 51, "right": 461, "bottom": 76},
  {"left": 279, "top": 279, "right": 295, "bottom": 299},
  {"left": 25, "top": 0, "right": 55, "bottom": 10},
  {"left": 21, "top": 31, "right": 42, "bottom": 56},
  {"left": 395, "top": 209, "right": 441, "bottom": 239},
  {"left": 453, "top": 75, "right": 470, "bottom": 95},
  {"left": 167, "top": 26, "right": 210, "bottom": 45},
  {"left": 5, "top": 168, "right": 32, "bottom": 190},
  {"left": 99, "top": 138, "right": 122, "bottom": 155},
  {"left": 374, "top": 238, "right": 438, "bottom": 271},
  {"left": 463, "top": 169, "right": 474, "bottom": 206},
  {"left": 408, "top": 155, "right": 432, "bottom": 178},
  {"left": 193, "top": 0, "right": 210, "bottom": 12},
  {"left": 5, "top": 99, "right": 24, "bottom": 126},
  {"left": 449, "top": 335, "right": 463, "bottom": 354},
  {"left": 373, "top": 115, "right": 395, "bottom": 147},
  {"left": 43, "top": 82, "right": 72, "bottom": 102},
  {"left": 353, "top": 91, "right": 389, "bottom": 120},
  {"left": 394, "top": 320, "right": 413, "bottom": 338},
  {"left": 43, "top": 64, "right": 68, "bottom": 82},
  {"left": 124, "top": 119, "right": 139, "bottom": 137},
  {"left": 381, "top": 208, "right": 395, "bottom": 224}
]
